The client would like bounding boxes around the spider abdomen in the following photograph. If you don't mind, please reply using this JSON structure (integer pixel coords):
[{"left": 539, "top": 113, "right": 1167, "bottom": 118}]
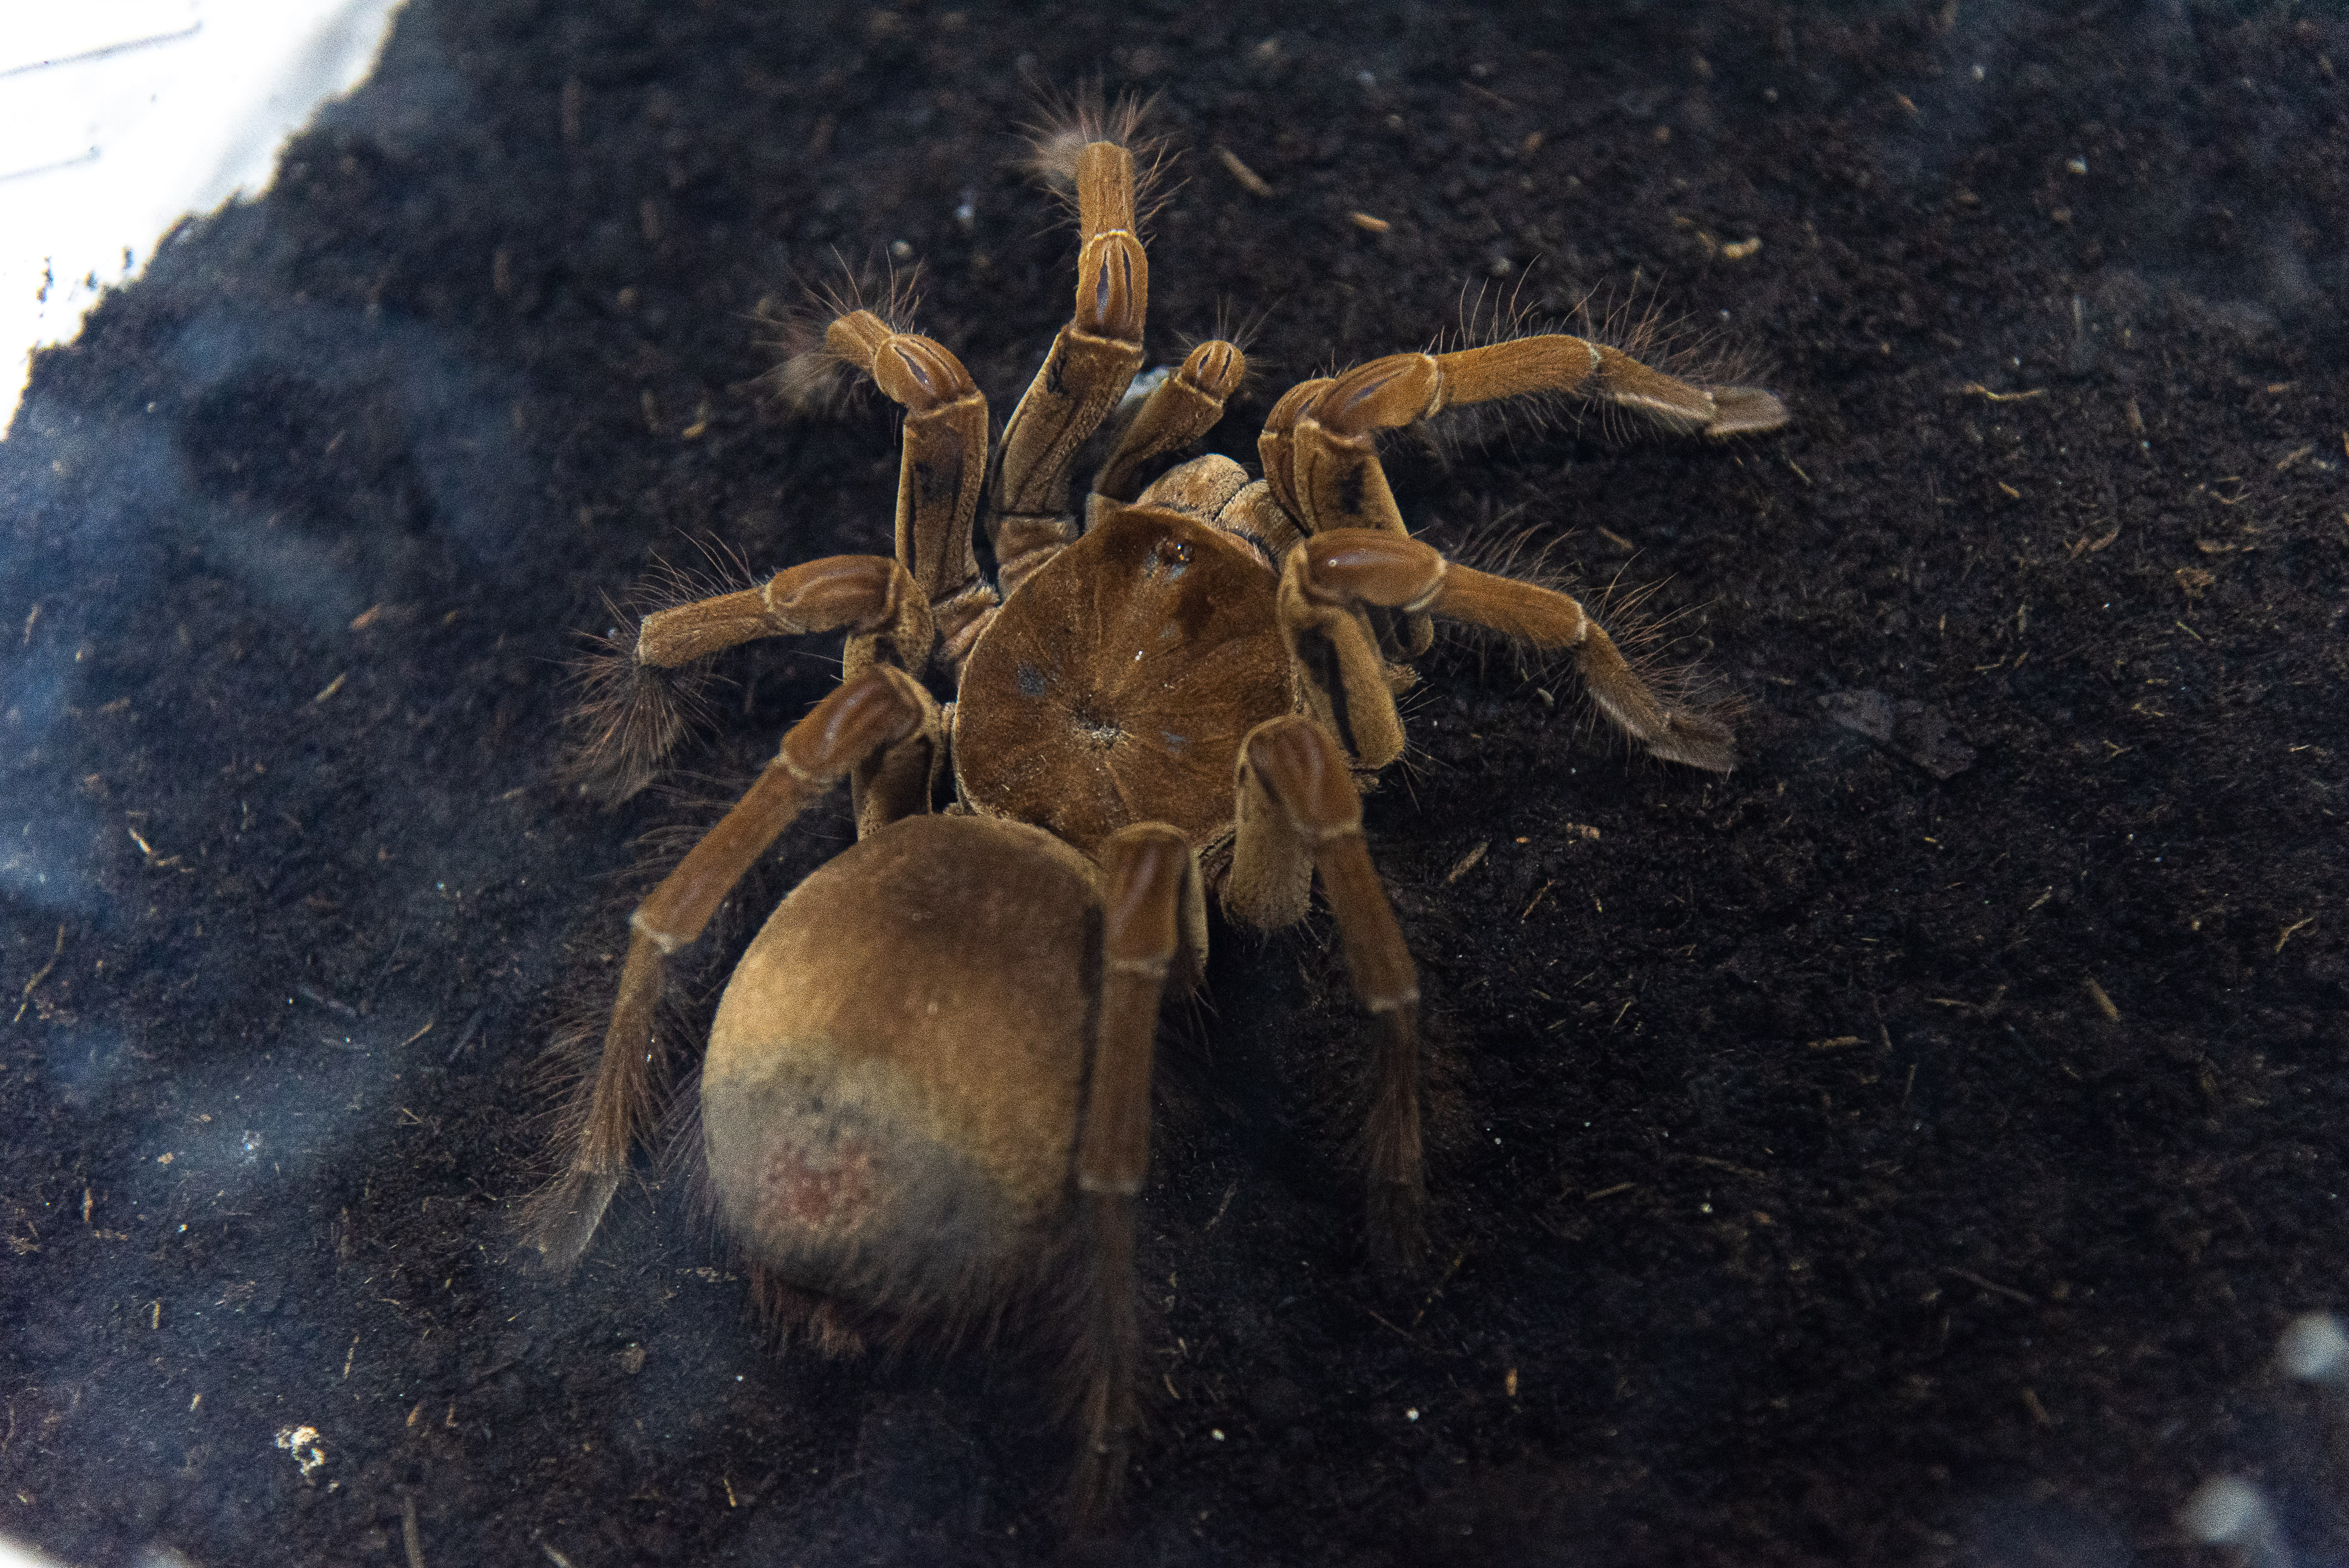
[{"left": 700, "top": 815, "right": 1100, "bottom": 1319}]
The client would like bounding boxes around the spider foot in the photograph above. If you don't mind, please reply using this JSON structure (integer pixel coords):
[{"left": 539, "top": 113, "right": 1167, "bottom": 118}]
[
  {"left": 1066, "top": 1405, "right": 1134, "bottom": 1536},
  {"left": 1703, "top": 384, "right": 1791, "bottom": 436},
  {"left": 1367, "top": 1178, "right": 1432, "bottom": 1278},
  {"left": 563, "top": 637, "right": 710, "bottom": 804},
  {"left": 1636, "top": 704, "right": 1738, "bottom": 774},
  {"left": 527, "top": 1167, "right": 625, "bottom": 1274}
]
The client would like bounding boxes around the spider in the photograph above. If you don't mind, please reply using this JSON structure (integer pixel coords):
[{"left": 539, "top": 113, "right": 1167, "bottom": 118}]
[{"left": 534, "top": 107, "right": 1787, "bottom": 1519}]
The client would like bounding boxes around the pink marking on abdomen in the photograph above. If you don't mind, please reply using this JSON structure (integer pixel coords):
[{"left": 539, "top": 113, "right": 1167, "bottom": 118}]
[{"left": 757, "top": 1136, "right": 875, "bottom": 1235}]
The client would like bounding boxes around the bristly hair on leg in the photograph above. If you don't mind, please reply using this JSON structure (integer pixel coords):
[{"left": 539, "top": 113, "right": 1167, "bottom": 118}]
[
  {"left": 753, "top": 252, "right": 926, "bottom": 415},
  {"left": 1568, "top": 277, "right": 1777, "bottom": 444},
  {"left": 561, "top": 543, "right": 757, "bottom": 803},
  {"left": 520, "top": 940, "right": 697, "bottom": 1266},
  {"left": 1431, "top": 510, "right": 1743, "bottom": 755},
  {"left": 1019, "top": 82, "right": 1177, "bottom": 231},
  {"left": 1179, "top": 296, "right": 1275, "bottom": 381},
  {"left": 1409, "top": 269, "right": 1574, "bottom": 459},
  {"left": 1415, "top": 269, "right": 1777, "bottom": 456},
  {"left": 1438, "top": 508, "right": 1581, "bottom": 673},
  {"left": 1574, "top": 567, "right": 1747, "bottom": 760}
]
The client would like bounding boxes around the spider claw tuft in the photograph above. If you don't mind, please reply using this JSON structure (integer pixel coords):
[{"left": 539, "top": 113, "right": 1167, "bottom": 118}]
[
  {"left": 562, "top": 620, "right": 715, "bottom": 804},
  {"left": 1021, "top": 83, "right": 1176, "bottom": 228},
  {"left": 1705, "top": 384, "right": 1792, "bottom": 436},
  {"left": 755, "top": 255, "right": 924, "bottom": 414},
  {"left": 1642, "top": 707, "right": 1738, "bottom": 773},
  {"left": 526, "top": 1166, "right": 625, "bottom": 1273},
  {"left": 1367, "top": 1180, "right": 1431, "bottom": 1278}
]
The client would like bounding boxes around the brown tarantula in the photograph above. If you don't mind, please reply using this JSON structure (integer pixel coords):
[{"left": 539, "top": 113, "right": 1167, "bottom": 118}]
[{"left": 535, "top": 105, "right": 1786, "bottom": 1519}]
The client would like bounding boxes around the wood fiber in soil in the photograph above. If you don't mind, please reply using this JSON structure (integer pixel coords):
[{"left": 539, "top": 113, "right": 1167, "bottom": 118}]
[{"left": 2, "top": 2, "right": 2344, "bottom": 1564}]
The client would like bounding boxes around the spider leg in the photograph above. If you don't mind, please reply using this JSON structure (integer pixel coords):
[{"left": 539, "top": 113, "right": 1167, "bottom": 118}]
[
  {"left": 1089, "top": 337, "right": 1248, "bottom": 513},
  {"left": 822, "top": 311, "right": 999, "bottom": 666},
  {"left": 575, "top": 554, "right": 936, "bottom": 801},
  {"left": 990, "top": 137, "right": 1150, "bottom": 596},
  {"left": 1274, "top": 339, "right": 1787, "bottom": 536},
  {"left": 1069, "top": 823, "right": 1205, "bottom": 1523},
  {"left": 634, "top": 554, "right": 934, "bottom": 670},
  {"left": 1289, "top": 527, "right": 1736, "bottom": 772},
  {"left": 1261, "top": 338, "right": 1788, "bottom": 657},
  {"left": 1257, "top": 371, "right": 1434, "bottom": 661},
  {"left": 533, "top": 666, "right": 938, "bottom": 1270},
  {"left": 1227, "top": 717, "right": 1427, "bottom": 1275}
]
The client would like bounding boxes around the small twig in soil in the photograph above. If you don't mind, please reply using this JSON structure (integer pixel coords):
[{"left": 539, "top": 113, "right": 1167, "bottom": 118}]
[
  {"left": 298, "top": 983, "right": 358, "bottom": 1019},
  {"left": 13, "top": 924, "right": 65, "bottom": 1024},
  {"left": 2083, "top": 976, "right": 2120, "bottom": 1021},
  {"left": 446, "top": 1009, "right": 488, "bottom": 1064},
  {"left": 1214, "top": 146, "right": 1272, "bottom": 196},
  {"left": 1943, "top": 1267, "right": 2034, "bottom": 1305},
  {"left": 1411, "top": 1250, "right": 1468, "bottom": 1328},
  {"left": 401, "top": 1491, "right": 427, "bottom": 1568}
]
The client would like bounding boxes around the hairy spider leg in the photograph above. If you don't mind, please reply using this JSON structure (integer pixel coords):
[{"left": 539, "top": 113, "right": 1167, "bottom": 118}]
[
  {"left": 534, "top": 666, "right": 938, "bottom": 1269},
  {"left": 821, "top": 311, "right": 996, "bottom": 664},
  {"left": 988, "top": 137, "right": 1150, "bottom": 598},
  {"left": 1255, "top": 372, "right": 1432, "bottom": 663},
  {"left": 572, "top": 543, "right": 938, "bottom": 803},
  {"left": 1070, "top": 821, "right": 1205, "bottom": 1522},
  {"left": 1260, "top": 338, "right": 1791, "bottom": 659},
  {"left": 632, "top": 554, "right": 934, "bottom": 674},
  {"left": 627, "top": 553, "right": 944, "bottom": 830},
  {"left": 1226, "top": 716, "right": 1428, "bottom": 1273},
  {"left": 1088, "top": 337, "right": 1249, "bottom": 516},
  {"left": 1287, "top": 527, "right": 1736, "bottom": 773}
]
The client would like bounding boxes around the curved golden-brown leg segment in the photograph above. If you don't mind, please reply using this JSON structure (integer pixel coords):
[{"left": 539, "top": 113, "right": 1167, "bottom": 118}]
[
  {"left": 1079, "top": 824, "right": 1207, "bottom": 1198},
  {"left": 1262, "top": 341, "right": 1788, "bottom": 656},
  {"left": 1069, "top": 823, "right": 1205, "bottom": 1521},
  {"left": 577, "top": 554, "right": 937, "bottom": 802},
  {"left": 635, "top": 554, "right": 935, "bottom": 673},
  {"left": 1257, "top": 371, "right": 1434, "bottom": 661},
  {"left": 1228, "top": 717, "right": 1427, "bottom": 1272},
  {"left": 1091, "top": 338, "right": 1249, "bottom": 508},
  {"left": 990, "top": 139, "right": 1150, "bottom": 597},
  {"left": 1288, "top": 529, "right": 1736, "bottom": 772},
  {"left": 823, "top": 310, "right": 996, "bottom": 660},
  {"left": 1272, "top": 340, "right": 1788, "bottom": 534},
  {"left": 533, "top": 667, "right": 935, "bottom": 1270}
]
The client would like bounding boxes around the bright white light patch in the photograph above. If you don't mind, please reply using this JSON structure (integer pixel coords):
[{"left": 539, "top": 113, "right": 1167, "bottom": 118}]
[{"left": 2, "top": 0, "right": 407, "bottom": 432}]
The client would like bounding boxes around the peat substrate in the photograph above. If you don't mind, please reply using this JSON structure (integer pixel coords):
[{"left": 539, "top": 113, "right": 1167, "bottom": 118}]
[{"left": 3, "top": 2, "right": 2346, "bottom": 1564}]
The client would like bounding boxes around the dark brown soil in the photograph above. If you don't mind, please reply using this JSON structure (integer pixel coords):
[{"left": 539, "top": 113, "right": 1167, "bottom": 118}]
[{"left": 4, "top": 2, "right": 2345, "bottom": 1564}]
